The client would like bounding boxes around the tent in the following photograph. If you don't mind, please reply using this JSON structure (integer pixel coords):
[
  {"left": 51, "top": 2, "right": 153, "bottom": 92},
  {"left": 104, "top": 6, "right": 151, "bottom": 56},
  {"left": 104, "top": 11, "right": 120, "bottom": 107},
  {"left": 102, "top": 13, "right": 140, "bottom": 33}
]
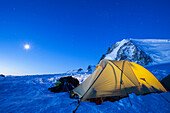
[
  {"left": 72, "top": 59, "right": 167, "bottom": 101},
  {"left": 161, "top": 74, "right": 170, "bottom": 91}
]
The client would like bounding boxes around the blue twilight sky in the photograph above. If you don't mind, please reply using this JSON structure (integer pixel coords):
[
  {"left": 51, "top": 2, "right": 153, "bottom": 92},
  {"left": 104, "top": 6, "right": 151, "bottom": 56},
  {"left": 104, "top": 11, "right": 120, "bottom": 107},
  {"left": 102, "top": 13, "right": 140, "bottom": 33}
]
[{"left": 0, "top": 0, "right": 170, "bottom": 75}]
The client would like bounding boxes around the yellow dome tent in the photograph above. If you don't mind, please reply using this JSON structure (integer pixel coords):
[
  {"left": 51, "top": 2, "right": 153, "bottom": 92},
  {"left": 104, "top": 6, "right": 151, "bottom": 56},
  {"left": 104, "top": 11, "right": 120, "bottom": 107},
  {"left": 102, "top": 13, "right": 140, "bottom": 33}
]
[{"left": 72, "top": 59, "right": 167, "bottom": 101}]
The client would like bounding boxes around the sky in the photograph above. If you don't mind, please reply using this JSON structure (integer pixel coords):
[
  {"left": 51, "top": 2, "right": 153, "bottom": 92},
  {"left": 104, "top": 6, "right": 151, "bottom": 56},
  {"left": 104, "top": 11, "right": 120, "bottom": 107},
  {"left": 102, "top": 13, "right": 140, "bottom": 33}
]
[{"left": 0, "top": 0, "right": 170, "bottom": 75}]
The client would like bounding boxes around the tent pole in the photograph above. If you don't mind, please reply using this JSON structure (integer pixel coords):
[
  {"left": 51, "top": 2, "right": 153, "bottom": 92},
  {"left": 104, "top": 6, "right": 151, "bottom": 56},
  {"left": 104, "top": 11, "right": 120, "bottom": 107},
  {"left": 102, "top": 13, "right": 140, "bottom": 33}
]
[{"left": 121, "top": 61, "right": 133, "bottom": 106}]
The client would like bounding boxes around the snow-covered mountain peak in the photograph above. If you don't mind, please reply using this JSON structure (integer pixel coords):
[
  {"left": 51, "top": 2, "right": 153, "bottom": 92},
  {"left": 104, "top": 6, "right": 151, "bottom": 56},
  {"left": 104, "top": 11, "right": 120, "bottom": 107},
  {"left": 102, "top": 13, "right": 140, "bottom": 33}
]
[
  {"left": 105, "top": 39, "right": 129, "bottom": 56},
  {"left": 100, "top": 39, "right": 170, "bottom": 65}
]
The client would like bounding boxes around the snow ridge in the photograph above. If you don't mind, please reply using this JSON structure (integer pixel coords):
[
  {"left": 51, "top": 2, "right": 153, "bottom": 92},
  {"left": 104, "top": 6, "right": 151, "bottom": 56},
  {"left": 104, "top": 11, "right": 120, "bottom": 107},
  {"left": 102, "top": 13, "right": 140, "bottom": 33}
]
[
  {"left": 132, "top": 39, "right": 170, "bottom": 64},
  {"left": 101, "top": 39, "right": 152, "bottom": 65},
  {"left": 100, "top": 39, "right": 170, "bottom": 65}
]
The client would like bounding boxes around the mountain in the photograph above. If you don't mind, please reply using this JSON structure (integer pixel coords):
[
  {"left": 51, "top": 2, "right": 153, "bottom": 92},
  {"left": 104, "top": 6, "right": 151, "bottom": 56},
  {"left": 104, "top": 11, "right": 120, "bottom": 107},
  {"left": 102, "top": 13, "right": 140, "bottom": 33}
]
[
  {"left": 0, "top": 74, "right": 5, "bottom": 77},
  {"left": 1, "top": 39, "right": 169, "bottom": 112},
  {"left": 1, "top": 62, "right": 170, "bottom": 113},
  {"left": 132, "top": 39, "right": 170, "bottom": 64},
  {"left": 87, "top": 65, "right": 96, "bottom": 72},
  {"left": 65, "top": 65, "right": 96, "bottom": 75},
  {"left": 100, "top": 39, "right": 170, "bottom": 65}
]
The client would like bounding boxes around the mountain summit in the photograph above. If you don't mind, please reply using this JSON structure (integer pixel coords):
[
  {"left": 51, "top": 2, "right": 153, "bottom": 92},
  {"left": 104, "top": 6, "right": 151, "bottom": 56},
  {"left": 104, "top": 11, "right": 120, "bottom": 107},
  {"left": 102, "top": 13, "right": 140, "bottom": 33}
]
[{"left": 100, "top": 39, "right": 170, "bottom": 65}]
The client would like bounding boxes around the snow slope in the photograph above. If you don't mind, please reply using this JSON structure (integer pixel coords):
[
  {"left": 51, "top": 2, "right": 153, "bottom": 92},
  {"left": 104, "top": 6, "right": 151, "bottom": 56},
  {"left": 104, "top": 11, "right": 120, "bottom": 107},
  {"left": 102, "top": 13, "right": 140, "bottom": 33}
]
[
  {"left": 146, "top": 63, "right": 170, "bottom": 81},
  {"left": 101, "top": 39, "right": 170, "bottom": 65},
  {"left": 132, "top": 39, "right": 170, "bottom": 64},
  {"left": 0, "top": 63, "right": 170, "bottom": 113},
  {"left": 105, "top": 39, "right": 129, "bottom": 60}
]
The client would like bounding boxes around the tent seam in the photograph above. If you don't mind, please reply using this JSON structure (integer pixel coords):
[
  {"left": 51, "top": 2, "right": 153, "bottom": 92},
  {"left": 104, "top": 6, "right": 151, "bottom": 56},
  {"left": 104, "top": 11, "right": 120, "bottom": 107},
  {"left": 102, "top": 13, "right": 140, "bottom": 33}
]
[
  {"left": 110, "top": 60, "right": 138, "bottom": 86},
  {"left": 107, "top": 62, "right": 117, "bottom": 89},
  {"left": 127, "top": 61, "right": 140, "bottom": 86},
  {"left": 80, "top": 61, "right": 107, "bottom": 100}
]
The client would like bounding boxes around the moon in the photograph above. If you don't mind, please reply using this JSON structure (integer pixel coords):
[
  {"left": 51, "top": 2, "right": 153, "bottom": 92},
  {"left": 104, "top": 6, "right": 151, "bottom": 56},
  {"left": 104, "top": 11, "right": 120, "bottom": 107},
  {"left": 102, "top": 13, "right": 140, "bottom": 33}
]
[{"left": 24, "top": 44, "right": 30, "bottom": 50}]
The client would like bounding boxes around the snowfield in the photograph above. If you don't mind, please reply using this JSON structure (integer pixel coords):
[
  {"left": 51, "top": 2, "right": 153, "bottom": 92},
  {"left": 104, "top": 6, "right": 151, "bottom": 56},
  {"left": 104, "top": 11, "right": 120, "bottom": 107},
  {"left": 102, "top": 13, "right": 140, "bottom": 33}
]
[{"left": 0, "top": 63, "right": 170, "bottom": 113}]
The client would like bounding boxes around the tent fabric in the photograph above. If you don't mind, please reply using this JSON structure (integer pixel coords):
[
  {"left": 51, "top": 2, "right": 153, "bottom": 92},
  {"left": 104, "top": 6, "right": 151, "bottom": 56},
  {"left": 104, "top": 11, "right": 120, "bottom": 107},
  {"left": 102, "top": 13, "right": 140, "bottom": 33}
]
[{"left": 73, "top": 59, "right": 167, "bottom": 101}]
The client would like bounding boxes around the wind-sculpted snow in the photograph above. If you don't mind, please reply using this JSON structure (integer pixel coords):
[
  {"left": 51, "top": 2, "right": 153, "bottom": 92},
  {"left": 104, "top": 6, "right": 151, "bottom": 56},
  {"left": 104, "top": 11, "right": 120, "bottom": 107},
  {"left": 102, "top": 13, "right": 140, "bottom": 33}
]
[
  {"left": 146, "top": 63, "right": 170, "bottom": 81},
  {"left": 132, "top": 39, "right": 170, "bottom": 64},
  {"left": 0, "top": 64, "right": 170, "bottom": 113}
]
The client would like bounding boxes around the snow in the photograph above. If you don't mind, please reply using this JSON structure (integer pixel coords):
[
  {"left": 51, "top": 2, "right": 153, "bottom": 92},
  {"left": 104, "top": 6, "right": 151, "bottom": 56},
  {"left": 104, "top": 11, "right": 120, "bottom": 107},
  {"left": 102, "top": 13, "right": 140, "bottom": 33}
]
[
  {"left": 146, "top": 63, "right": 170, "bottom": 81},
  {"left": 104, "top": 39, "right": 170, "bottom": 65},
  {"left": 1, "top": 63, "right": 170, "bottom": 113},
  {"left": 132, "top": 39, "right": 170, "bottom": 43},
  {"left": 132, "top": 39, "right": 170, "bottom": 64},
  {"left": 105, "top": 39, "right": 129, "bottom": 60},
  {"left": 103, "top": 39, "right": 153, "bottom": 65},
  {"left": 1, "top": 38, "right": 170, "bottom": 112}
]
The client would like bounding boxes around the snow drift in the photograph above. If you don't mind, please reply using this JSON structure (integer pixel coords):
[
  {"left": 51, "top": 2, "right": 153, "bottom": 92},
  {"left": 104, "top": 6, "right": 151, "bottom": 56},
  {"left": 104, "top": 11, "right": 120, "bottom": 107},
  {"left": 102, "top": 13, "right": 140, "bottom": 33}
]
[{"left": 0, "top": 63, "right": 170, "bottom": 113}]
